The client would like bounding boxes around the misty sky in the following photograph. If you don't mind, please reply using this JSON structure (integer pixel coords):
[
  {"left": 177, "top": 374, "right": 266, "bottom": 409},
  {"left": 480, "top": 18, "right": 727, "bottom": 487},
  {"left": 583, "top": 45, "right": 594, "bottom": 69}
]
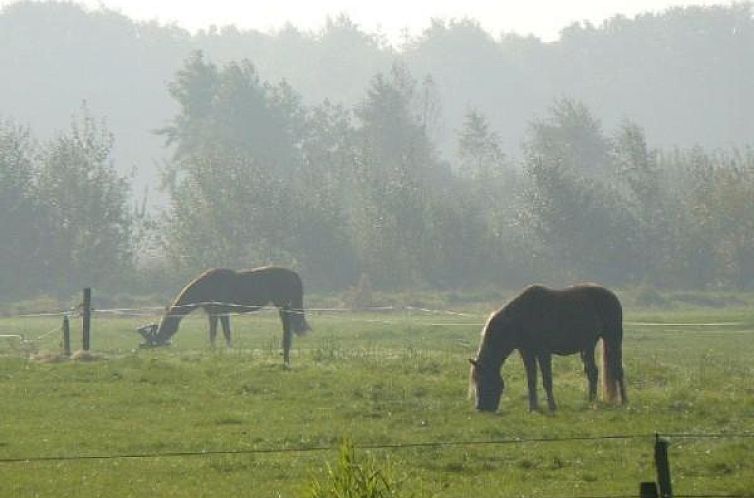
[{"left": 2, "top": 0, "right": 736, "bottom": 42}]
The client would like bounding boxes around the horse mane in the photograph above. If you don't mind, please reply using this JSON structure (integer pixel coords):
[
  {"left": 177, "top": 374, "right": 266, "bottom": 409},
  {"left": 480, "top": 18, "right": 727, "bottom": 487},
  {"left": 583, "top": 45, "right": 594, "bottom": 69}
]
[
  {"left": 156, "top": 269, "right": 230, "bottom": 338},
  {"left": 469, "top": 310, "right": 502, "bottom": 399},
  {"left": 168, "top": 268, "right": 234, "bottom": 308}
]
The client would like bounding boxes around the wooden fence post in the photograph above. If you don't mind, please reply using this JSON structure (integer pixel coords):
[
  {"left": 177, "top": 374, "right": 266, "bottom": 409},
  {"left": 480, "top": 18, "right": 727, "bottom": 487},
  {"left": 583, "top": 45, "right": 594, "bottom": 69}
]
[
  {"left": 82, "top": 288, "right": 91, "bottom": 351},
  {"left": 62, "top": 314, "right": 71, "bottom": 356},
  {"left": 640, "top": 481, "right": 659, "bottom": 498},
  {"left": 655, "top": 435, "right": 673, "bottom": 498}
]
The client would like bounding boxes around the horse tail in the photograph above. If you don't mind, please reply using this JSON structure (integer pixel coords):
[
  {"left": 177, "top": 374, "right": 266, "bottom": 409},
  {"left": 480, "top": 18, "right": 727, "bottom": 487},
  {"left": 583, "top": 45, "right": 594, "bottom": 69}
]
[
  {"left": 290, "top": 272, "right": 311, "bottom": 336},
  {"left": 601, "top": 292, "right": 626, "bottom": 404},
  {"left": 602, "top": 337, "right": 619, "bottom": 403}
]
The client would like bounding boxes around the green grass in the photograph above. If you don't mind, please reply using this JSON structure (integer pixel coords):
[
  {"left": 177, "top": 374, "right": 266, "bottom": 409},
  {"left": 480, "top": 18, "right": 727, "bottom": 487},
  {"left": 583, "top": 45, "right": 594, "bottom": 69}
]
[{"left": 0, "top": 302, "right": 753, "bottom": 497}]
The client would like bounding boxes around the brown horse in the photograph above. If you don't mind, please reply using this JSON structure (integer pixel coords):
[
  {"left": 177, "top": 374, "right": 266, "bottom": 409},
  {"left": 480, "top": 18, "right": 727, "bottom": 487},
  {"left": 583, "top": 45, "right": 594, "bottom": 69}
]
[
  {"left": 137, "top": 267, "right": 310, "bottom": 365},
  {"left": 469, "top": 284, "right": 627, "bottom": 412}
]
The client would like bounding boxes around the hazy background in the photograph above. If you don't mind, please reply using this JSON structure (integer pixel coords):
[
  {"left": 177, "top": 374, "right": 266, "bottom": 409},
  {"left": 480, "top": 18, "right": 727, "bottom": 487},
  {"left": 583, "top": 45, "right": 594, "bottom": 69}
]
[
  {"left": 1, "top": 0, "right": 749, "bottom": 195},
  {"left": 0, "top": 0, "right": 752, "bottom": 300},
  {"left": 65, "top": 0, "right": 734, "bottom": 43}
]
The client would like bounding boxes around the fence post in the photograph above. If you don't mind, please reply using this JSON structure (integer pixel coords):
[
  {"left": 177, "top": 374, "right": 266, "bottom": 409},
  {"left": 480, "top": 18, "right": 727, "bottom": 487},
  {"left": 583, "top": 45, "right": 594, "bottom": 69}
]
[
  {"left": 640, "top": 482, "right": 659, "bottom": 498},
  {"left": 62, "top": 314, "right": 71, "bottom": 356},
  {"left": 82, "top": 288, "right": 92, "bottom": 351},
  {"left": 655, "top": 434, "right": 673, "bottom": 498}
]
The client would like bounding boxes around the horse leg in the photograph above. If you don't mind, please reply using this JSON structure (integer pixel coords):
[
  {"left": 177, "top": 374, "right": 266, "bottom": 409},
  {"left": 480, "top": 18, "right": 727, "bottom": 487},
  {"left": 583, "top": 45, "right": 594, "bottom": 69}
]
[
  {"left": 582, "top": 348, "right": 598, "bottom": 403},
  {"left": 208, "top": 314, "right": 218, "bottom": 348},
  {"left": 538, "top": 353, "right": 557, "bottom": 411},
  {"left": 615, "top": 362, "right": 627, "bottom": 405},
  {"left": 279, "top": 307, "right": 293, "bottom": 366},
  {"left": 220, "top": 314, "right": 232, "bottom": 348},
  {"left": 521, "top": 351, "right": 539, "bottom": 411}
]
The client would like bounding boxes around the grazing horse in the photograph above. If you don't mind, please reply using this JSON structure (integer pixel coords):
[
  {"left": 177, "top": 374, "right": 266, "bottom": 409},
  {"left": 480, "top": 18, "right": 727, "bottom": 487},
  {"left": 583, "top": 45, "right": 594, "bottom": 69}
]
[
  {"left": 469, "top": 284, "right": 627, "bottom": 412},
  {"left": 137, "top": 267, "right": 310, "bottom": 365}
]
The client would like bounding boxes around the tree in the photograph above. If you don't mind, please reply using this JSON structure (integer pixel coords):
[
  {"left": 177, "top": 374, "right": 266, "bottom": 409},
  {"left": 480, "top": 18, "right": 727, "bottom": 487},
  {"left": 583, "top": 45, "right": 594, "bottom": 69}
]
[
  {"left": 677, "top": 149, "right": 754, "bottom": 289},
  {"left": 0, "top": 120, "right": 46, "bottom": 299},
  {"left": 158, "top": 51, "right": 220, "bottom": 162},
  {"left": 159, "top": 53, "right": 299, "bottom": 270},
  {"left": 296, "top": 100, "right": 359, "bottom": 288},
  {"left": 610, "top": 120, "right": 670, "bottom": 282},
  {"left": 35, "top": 105, "right": 134, "bottom": 295},
  {"left": 525, "top": 98, "right": 611, "bottom": 178},
  {"left": 524, "top": 157, "right": 641, "bottom": 284},
  {"left": 522, "top": 101, "right": 642, "bottom": 284},
  {"left": 454, "top": 109, "right": 531, "bottom": 286},
  {"left": 159, "top": 53, "right": 359, "bottom": 289},
  {"left": 350, "top": 63, "right": 440, "bottom": 287},
  {"left": 160, "top": 51, "right": 301, "bottom": 169},
  {"left": 457, "top": 109, "right": 506, "bottom": 180}
]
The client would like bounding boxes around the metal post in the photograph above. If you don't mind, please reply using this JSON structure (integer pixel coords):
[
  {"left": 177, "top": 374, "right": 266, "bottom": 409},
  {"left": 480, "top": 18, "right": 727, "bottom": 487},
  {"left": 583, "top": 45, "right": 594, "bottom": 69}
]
[
  {"left": 82, "top": 288, "right": 91, "bottom": 351},
  {"left": 62, "top": 315, "right": 71, "bottom": 356},
  {"left": 655, "top": 435, "right": 673, "bottom": 498}
]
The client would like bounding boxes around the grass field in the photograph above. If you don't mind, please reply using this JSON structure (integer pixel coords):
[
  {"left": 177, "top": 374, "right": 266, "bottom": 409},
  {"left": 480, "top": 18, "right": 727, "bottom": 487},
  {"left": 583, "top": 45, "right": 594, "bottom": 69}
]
[{"left": 0, "top": 296, "right": 753, "bottom": 497}]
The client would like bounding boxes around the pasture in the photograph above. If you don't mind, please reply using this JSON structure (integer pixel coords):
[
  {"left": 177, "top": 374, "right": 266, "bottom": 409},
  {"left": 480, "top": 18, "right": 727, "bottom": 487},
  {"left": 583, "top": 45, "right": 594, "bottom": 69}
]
[{"left": 0, "top": 297, "right": 753, "bottom": 497}]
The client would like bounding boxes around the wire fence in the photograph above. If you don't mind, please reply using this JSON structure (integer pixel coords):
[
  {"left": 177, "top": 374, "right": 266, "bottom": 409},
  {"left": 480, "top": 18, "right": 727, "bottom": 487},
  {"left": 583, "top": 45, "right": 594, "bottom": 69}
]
[
  {"left": 0, "top": 432, "right": 752, "bottom": 465},
  {"left": 1, "top": 299, "right": 752, "bottom": 361},
  {"left": 3, "top": 300, "right": 752, "bottom": 324},
  {"left": 1, "top": 431, "right": 753, "bottom": 498}
]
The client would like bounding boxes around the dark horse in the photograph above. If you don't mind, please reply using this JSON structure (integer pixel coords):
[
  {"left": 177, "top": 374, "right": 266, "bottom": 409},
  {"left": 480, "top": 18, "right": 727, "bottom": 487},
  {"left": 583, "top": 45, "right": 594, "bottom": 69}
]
[
  {"left": 137, "top": 267, "right": 310, "bottom": 365},
  {"left": 469, "top": 284, "right": 627, "bottom": 412}
]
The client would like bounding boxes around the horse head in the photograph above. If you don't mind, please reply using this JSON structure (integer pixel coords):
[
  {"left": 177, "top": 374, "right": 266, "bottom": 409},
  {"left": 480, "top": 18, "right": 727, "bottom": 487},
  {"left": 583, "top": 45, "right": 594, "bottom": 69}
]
[
  {"left": 136, "top": 323, "right": 170, "bottom": 348},
  {"left": 469, "top": 358, "right": 504, "bottom": 412}
]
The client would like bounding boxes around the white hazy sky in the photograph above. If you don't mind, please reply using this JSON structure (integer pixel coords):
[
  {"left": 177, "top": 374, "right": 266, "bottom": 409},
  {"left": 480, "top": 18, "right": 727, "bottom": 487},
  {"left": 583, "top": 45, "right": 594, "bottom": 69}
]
[{"left": 3, "top": 0, "right": 736, "bottom": 42}]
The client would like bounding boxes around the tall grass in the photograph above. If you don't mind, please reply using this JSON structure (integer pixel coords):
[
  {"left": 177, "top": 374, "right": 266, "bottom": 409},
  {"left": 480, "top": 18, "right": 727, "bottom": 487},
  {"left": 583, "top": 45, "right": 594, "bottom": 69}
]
[{"left": 308, "top": 440, "right": 420, "bottom": 498}]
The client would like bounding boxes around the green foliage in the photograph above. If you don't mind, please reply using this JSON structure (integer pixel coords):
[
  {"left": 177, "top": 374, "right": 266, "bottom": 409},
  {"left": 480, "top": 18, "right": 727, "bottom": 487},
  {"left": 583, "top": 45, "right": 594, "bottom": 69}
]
[
  {"left": 520, "top": 102, "right": 754, "bottom": 290},
  {"left": 525, "top": 98, "right": 612, "bottom": 179},
  {"left": 0, "top": 107, "right": 134, "bottom": 301},
  {"left": 523, "top": 100, "right": 645, "bottom": 284},
  {"left": 3, "top": 5, "right": 754, "bottom": 295},
  {"left": 308, "top": 440, "right": 404, "bottom": 498},
  {"left": 457, "top": 109, "right": 506, "bottom": 181},
  {"left": 34, "top": 104, "right": 134, "bottom": 295},
  {"left": 4, "top": 1, "right": 754, "bottom": 193},
  {"left": 350, "top": 63, "right": 454, "bottom": 288},
  {"left": 160, "top": 54, "right": 300, "bottom": 267},
  {"left": 158, "top": 53, "right": 358, "bottom": 289},
  {"left": 684, "top": 150, "right": 754, "bottom": 289},
  {"left": 0, "top": 119, "right": 44, "bottom": 297}
]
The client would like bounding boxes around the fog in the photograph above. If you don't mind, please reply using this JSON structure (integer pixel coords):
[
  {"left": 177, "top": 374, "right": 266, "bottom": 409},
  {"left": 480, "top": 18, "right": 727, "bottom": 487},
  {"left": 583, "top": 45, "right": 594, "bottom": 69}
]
[{"left": 0, "top": 1, "right": 752, "bottom": 299}]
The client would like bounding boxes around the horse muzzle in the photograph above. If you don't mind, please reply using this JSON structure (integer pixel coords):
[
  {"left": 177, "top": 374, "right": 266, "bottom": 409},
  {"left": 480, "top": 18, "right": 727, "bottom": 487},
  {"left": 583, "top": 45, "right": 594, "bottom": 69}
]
[{"left": 136, "top": 323, "right": 170, "bottom": 348}]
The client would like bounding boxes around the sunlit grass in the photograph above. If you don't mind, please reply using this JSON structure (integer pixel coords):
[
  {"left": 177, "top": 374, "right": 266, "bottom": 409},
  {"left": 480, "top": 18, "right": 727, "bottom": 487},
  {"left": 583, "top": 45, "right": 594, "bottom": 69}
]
[{"left": 0, "top": 302, "right": 752, "bottom": 497}]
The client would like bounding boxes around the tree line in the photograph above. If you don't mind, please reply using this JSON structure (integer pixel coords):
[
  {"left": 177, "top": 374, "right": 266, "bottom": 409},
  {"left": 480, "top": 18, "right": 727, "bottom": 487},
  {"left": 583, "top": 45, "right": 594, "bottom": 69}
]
[
  {"left": 2, "top": 2, "right": 754, "bottom": 195},
  {"left": 1, "top": 52, "right": 752, "bottom": 302}
]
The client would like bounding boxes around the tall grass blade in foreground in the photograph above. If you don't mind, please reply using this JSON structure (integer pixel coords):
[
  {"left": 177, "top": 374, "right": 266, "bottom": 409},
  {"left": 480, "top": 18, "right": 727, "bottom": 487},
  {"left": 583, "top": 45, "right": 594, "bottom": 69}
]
[{"left": 309, "top": 440, "right": 426, "bottom": 498}]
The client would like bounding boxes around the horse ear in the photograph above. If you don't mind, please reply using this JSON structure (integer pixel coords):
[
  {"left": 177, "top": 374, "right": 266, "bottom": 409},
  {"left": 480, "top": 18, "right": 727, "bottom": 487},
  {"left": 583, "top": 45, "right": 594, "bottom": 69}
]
[{"left": 468, "top": 358, "right": 478, "bottom": 366}]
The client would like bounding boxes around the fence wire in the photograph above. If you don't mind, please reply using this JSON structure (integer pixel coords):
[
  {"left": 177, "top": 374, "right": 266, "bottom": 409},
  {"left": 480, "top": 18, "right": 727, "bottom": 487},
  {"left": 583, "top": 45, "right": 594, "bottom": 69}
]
[{"left": 1, "top": 432, "right": 752, "bottom": 465}]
